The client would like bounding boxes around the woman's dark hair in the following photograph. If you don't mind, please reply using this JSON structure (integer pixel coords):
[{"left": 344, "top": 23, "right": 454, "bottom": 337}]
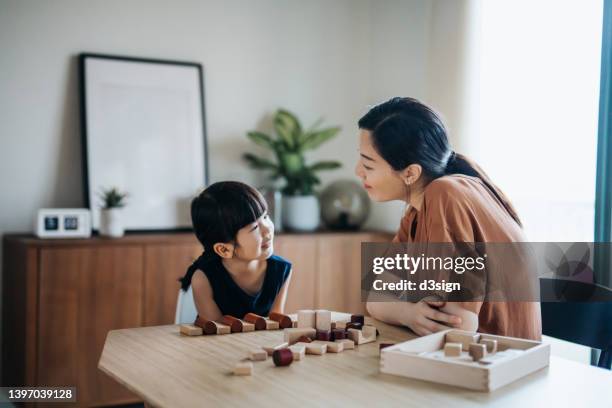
[
  {"left": 179, "top": 181, "right": 267, "bottom": 290},
  {"left": 358, "top": 97, "right": 521, "bottom": 227}
]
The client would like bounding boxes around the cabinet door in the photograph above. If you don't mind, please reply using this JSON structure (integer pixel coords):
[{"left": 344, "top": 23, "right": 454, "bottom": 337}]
[
  {"left": 144, "top": 244, "right": 202, "bottom": 326},
  {"left": 274, "top": 235, "right": 317, "bottom": 313},
  {"left": 317, "top": 232, "right": 393, "bottom": 315},
  {"left": 38, "top": 246, "right": 143, "bottom": 407}
]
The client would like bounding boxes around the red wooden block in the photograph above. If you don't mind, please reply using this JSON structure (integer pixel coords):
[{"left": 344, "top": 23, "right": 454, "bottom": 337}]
[
  {"left": 272, "top": 348, "right": 294, "bottom": 367},
  {"left": 269, "top": 312, "right": 293, "bottom": 329},
  {"left": 243, "top": 313, "right": 267, "bottom": 330}
]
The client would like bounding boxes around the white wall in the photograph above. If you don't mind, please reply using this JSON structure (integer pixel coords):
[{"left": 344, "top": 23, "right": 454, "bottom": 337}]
[{"left": 0, "top": 0, "right": 434, "bottom": 379}]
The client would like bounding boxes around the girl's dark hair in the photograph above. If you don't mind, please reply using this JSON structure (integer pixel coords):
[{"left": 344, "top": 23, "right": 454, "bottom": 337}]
[
  {"left": 358, "top": 97, "right": 521, "bottom": 227},
  {"left": 179, "top": 181, "right": 268, "bottom": 290}
]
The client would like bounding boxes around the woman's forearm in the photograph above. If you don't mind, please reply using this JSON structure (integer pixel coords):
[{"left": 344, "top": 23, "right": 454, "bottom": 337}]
[{"left": 366, "top": 301, "right": 412, "bottom": 326}]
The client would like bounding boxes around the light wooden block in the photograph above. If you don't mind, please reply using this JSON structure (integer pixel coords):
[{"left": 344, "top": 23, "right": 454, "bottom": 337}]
[
  {"left": 445, "top": 331, "right": 480, "bottom": 351},
  {"left": 315, "top": 340, "right": 343, "bottom": 353},
  {"left": 249, "top": 348, "right": 268, "bottom": 361},
  {"left": 335, "top": 321, "right": 347, "bottom": 330},
  {"left": 480, "top": 339, "right": 498, "bottom": 353},
  {"left": 315, "top": 310, "right": 332, "bottom": 331},
  {"left": 265, "top": 319, "right": 280, "bottom": 330},
  {"left": 303, "top": 342, "right": 327, "bottom": 355},
  {"left": 336, "top": 339, "right": 355, "bottom": 350},
  {"left": 179, "top": 324, "right": 202, "bottom": 336},
  {"left": 444, "top": 342, "right": 462, "bottom": 357},
  {"left": 284, "top": 327, "right": 316, "bottom": 345},
  {"left": 347, "top": 328, "right": 375, "bottom": 345},
  {"left": 240, "top": 321, "right": 255, "bottom": 332},
  {"left": 469, "top": 343, "right": 487, "bottom": 362},
  {"left": 289, "top": 344, "right": 306, "bottom": 361},
  {"left": 297, "top": 310, "right": 316, "bottom": 329},
  {"left": 262, "top": 342, "right": 289, "bottom": 356},
  {"left": 214, "top": 322, "right": 231, "bottom": 335},
  {"left": 233, "top": 361, "right": 253, "bottom": 376},
  {"left": 362, "top": 325, "right": 377, "bottom": 341}
]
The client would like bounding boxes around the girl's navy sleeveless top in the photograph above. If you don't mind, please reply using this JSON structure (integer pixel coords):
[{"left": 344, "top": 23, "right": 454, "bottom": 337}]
[{"left": 198, "top": 254, "right": 291, "bottom": 317}]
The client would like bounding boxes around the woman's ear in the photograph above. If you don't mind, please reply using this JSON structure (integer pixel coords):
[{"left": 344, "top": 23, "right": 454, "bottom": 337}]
[
  {"left": 213, "top": 242, "right": 234, "bottom": 259},
  {"left": 401, "top": 164, "right": 422, "bottom": 185}
]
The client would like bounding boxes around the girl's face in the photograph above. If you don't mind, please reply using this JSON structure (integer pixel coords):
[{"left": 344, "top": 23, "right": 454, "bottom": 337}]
[
  {"left": 233, "top": 212, "right": 275, "bottom": 261},
  {"left": 355, "top": 129, "right": 406, "bottom": 202}
]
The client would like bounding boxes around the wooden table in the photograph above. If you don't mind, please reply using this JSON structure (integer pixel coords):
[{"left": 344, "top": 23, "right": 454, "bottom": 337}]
[{"left": 99, "top": 314, "right": 612, "bottom": 407}]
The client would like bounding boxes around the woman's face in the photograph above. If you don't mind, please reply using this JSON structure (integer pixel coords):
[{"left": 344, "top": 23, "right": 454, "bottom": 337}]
[
  {"left": 355, "top": 129, "right": 407, "bottom": 202},
  {"left": 233, "top": 212, "right": 275, "bottom": 260}
]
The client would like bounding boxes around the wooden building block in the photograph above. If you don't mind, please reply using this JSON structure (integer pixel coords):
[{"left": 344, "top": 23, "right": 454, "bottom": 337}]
[
  {"left": 469, "top": 343, "right": 487, "bottom": 362},
  {"left": 284, "top": 327, "right": 316, "bottom": 345},
  {"left": 336, "top": 339, "right": 355, "bottom": 350},
  {"left": 272, "top": 348, "right": 294, "bottom": 366},
  {"left": 315, "top": 310, "right": 332, "bottom": 331},
  {"left": 179, "top": 324, "right": 203, "bottom": 336},
  {"left": 303, "top": 342, "right": 327, "bottom": 355},
  {"left": 297, "top": 310, "right": 316, "bottom": 328},
  {"left": 446, "top": 331, "right": 480, "bottom": 351},
  {"left": 265, "top": 319, "right": 280, "bottom": 330},
  {"left": 233, "top": 361, "right": 253, "bottom": 376},
  {"left": 243, "top": 313, "right": 267, "bottom": 330},
  {"left": 289, "top": 344, "right": 306, "bottom": 361},
  {"left": 215, "top": 323, "right": 231, "bottom": 335},
  {"left": 362, "top": 325, "right": 377, "bottom": 341},
  {"left": 480, "top": 339, "right": 498, "bottom": 353},
  {"left": 295, "top": 335, "right": 312, "bottom": 343},
  {"left": 347, "top": 328, "right": 375, "bottom": 345},
  {"left": 444, "top": 342, "right": 462, "bottom": 357},
  {"left": 350, "top": 314, "right": 365, "bottom": 325},
  {"left": 239, "top": 320, "right": 255, "bottom": 332},
  {"left": 249, "top": 348, "right": 268, "bottom": 361},
  {"left": 292, "top": 320, "right": 298, "bottom": 328},
  {"left": 335, "top": 321, "right": 347, "bottom": 330},
  {"left": 269, "top": 312, "right": 293, "bottom": 329},
  {"left": 262, "top": 342, "right": 289, "bottom": 356},
  {"left": 194, "top": 316, "right": 230, "bottom": 335},
  {"left": 314, "top": 340, "right": 343, "bottom": 353},
  {"left": 221, "top": 315, "right": 243, "bottom": 333}
]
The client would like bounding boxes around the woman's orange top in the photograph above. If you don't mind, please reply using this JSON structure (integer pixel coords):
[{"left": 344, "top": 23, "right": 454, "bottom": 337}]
[{"left": 392, "top": 174, "right": 542, "bottom": 340}]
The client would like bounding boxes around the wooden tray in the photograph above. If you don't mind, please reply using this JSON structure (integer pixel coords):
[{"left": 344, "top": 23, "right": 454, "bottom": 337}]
[{"left": 380, "top": 329, "right": 550, "bottom": 391}]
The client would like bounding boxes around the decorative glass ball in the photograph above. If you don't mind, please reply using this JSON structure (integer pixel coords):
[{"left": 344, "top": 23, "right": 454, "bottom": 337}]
[{"left": 320, "top": 180, "right": 371, "bottom": 230}]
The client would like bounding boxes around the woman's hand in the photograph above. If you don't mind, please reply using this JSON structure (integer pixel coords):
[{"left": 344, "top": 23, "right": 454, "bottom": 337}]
[{"left": 399, "top": 299, "right": 463, "bottom": 336}]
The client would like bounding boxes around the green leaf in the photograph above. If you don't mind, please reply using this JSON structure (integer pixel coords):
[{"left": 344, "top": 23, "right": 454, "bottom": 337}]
[
  {"left": 309, "top": 161, "right": 342, "bottom": 172},
  {"left": 274, "top": 109, "right": 302, "bottom": 150},
  {"left": 243, "top": 153, "right": 279, "bottom": 171},
  {"left": 300, "top": 126, "right": 341, "bottom": 150},
  {"left": 246, "top": 131, "right": 274, "bottom": 149}
]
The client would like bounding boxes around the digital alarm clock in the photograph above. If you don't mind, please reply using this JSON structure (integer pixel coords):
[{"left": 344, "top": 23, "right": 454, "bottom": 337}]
[{"left": 35, "top": 208, "right": 92, "bottom": 239}]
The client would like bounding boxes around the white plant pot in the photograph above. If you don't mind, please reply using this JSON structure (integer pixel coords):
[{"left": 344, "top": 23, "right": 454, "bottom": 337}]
[
  {"left": 282, "top": 195, "right": 320, "bottom": 232},
  {"left": 99, "top": 208, "right": 125, "bottom": 238}
]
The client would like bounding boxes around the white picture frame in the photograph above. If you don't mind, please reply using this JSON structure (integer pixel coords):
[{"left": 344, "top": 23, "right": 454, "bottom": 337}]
[{"left": 79, "top": 53, "right": 208, "bottom": 232}]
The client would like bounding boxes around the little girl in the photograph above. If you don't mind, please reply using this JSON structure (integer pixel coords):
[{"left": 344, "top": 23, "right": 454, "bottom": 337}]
[{"left": 179, "top": 181, "right": 292, "bottom": 321}]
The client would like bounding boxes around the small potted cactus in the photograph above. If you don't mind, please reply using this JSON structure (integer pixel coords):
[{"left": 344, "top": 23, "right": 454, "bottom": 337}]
[{"left": 98, "top": 187, "right": 128, "bottom": 238}]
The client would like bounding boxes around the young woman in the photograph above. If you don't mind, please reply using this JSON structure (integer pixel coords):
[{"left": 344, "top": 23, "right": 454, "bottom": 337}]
[
  {"left": 179, "top": 181, "right": 292, "bottom": 321},
  {"left": 356, "top": 97, "right": 541, "bottom": 340}
]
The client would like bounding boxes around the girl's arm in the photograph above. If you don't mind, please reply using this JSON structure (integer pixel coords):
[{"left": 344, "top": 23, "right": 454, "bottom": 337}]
[
  {"left": 191, "top": 270, "right": 223, "bottom": 321},
  {"left": 269, "top": 269, "right": 293, "bottom": 315}
]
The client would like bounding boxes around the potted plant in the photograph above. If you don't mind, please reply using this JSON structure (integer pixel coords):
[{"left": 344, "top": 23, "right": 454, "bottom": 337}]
[
  {"left": 243, "top": 109, "right": 342, "bottom": 231},
  {"left": 98, "top": 187, "right": 128, "bottom": 238}
]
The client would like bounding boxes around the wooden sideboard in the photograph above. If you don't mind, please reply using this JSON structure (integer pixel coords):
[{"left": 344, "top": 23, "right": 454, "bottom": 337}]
[{"left": 2, "top": 230, "right": 392, "bottom": 407}]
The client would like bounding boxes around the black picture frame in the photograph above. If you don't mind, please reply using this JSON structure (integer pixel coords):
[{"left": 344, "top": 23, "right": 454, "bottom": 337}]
[{"left": 79, "top": 52, "right": 208, "bottom": 233}]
